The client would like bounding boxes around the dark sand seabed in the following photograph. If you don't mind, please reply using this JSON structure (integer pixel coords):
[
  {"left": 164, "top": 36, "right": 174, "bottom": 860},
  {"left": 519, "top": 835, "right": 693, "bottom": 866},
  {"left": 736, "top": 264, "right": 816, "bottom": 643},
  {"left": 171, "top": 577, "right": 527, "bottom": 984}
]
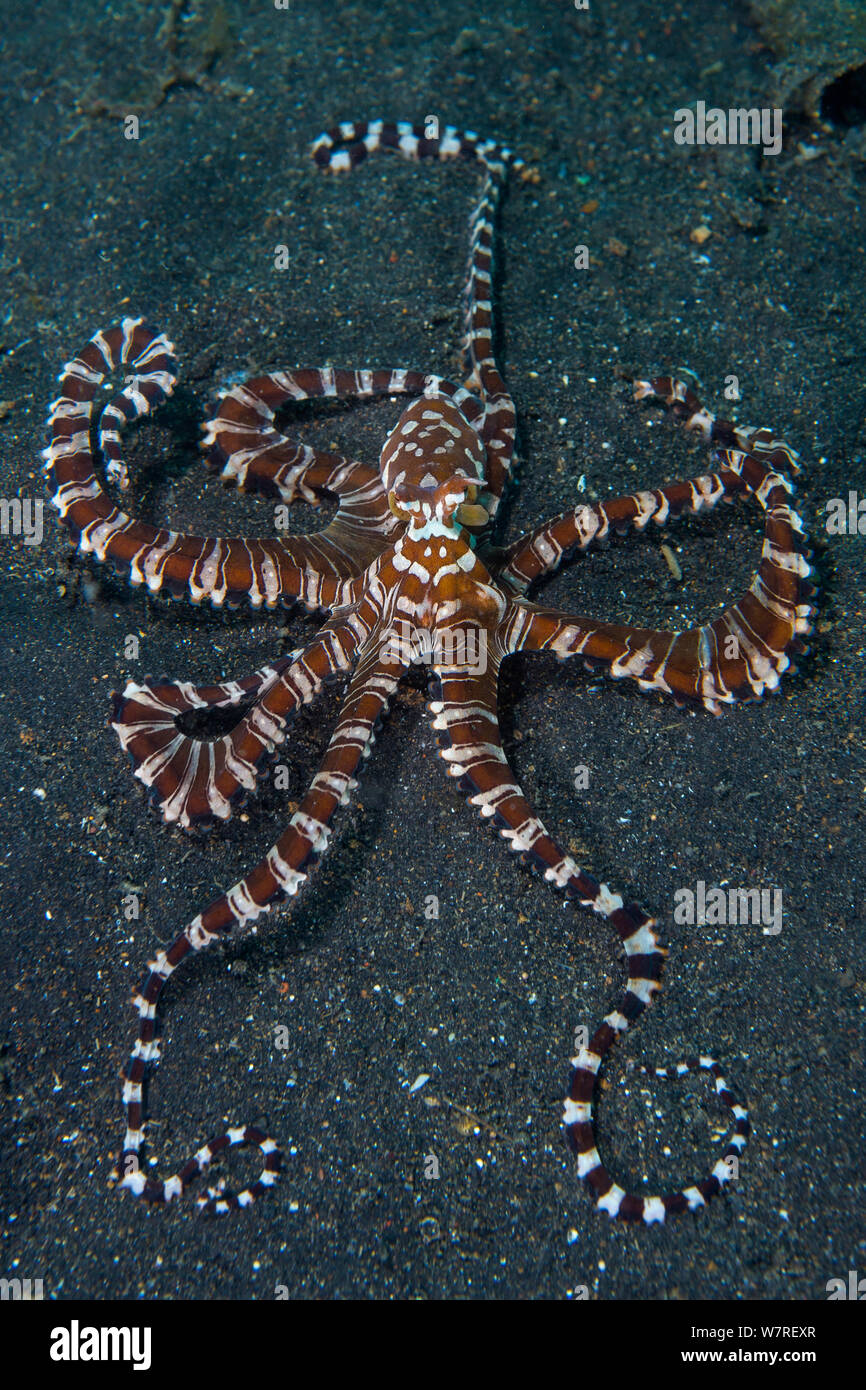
[{"left": 0, "top": 0, "right": 863, "bottom": 1300}]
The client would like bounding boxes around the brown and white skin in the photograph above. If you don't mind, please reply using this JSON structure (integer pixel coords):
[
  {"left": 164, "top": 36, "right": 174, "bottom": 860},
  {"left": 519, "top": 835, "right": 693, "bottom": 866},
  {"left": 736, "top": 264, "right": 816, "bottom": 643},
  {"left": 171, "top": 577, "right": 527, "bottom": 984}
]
[{"left": 42, "top": 120, "right": 813, "bottom": 1219}]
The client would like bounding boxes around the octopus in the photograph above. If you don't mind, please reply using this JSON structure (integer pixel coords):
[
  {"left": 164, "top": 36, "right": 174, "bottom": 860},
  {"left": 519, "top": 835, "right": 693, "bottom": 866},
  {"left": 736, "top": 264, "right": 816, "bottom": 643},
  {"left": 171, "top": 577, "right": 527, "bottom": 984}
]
[{"left": 42, "top": 120, "right": 814, "bottom": 1222}]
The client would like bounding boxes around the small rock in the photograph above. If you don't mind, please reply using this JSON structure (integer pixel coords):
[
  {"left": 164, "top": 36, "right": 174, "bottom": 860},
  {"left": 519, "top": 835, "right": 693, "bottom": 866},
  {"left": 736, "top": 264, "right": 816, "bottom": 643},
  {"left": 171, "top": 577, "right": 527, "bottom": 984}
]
[
  {"left": 419, "top": 1215, "right": 441, "bottom": 1243},
  {"left": 452, "top": 27, "right": 480, "bottom": 56}
]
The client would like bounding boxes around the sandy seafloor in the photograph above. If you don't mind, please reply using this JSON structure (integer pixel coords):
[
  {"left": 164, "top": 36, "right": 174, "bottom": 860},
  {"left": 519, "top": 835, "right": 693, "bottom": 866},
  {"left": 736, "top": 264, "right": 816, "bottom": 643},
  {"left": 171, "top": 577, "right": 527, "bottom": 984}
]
[{"left": 0, "top": 0, "right": 864, "bottom": 1301}]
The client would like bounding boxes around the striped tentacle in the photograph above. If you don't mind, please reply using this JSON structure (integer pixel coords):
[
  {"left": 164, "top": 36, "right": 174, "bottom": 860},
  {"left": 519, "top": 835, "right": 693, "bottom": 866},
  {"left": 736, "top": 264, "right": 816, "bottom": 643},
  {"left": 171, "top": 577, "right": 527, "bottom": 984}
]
[
  {"left": 496, "top": 470, "right": 752, "bottom": 594},
  {"left": 110, "top": 619, "right": 360, "bottom": 830},
  {"left": 633, "top": 374, "right": 802, "bottom": 475},
  {"left": 44, "top": 316, "right": 176, "bottom": 497},
  {"left": 496, "top": 424, "right": 814, "bottom": 714},
  {"left": 501, "top": 543, "right": 807, "bottom": 717},
  {"left": 205, "top": 365, "right": 436, "bottom": 499},
  {"left": 203, "top": 369, "right": 405, "bottom": 578},
  {"left": 311, "top": 119, "right": 521, "bottom": 519},
  {"left": 204, "top": 366, "right": 486, "bottom": 549},
  {"left": 497, "top": 374, "right": 809, "bottom": 589},
  {"left": 43, "top": 318, "right": 362, "bottom": 611},
  {"left": 110, "top": 674, "right": 269, "bottom": 830},
  {"left": 98, "top": 373, "right": 170, "bottom": 493},
  {"left": 311, "top": 117, "right": 522, "bottom": 182},
  {"left": 460, "top": 145, "right": 518, "bottom": 514},
  {"left": 428, "top": 656, "right": 748, "bottom": 1223},
  {"left": 117, "top": 629, "right": 408, "bottom": 1213},
  {"left": 111, "top": 545, "right": 393, "bottom": 829}
]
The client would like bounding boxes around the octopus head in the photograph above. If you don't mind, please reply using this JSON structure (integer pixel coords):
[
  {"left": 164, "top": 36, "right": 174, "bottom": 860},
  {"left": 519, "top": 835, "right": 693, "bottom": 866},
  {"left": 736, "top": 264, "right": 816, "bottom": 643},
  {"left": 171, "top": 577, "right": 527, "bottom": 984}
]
[{"left": 380, "top": 394, "right": 490, "bottom": 533}]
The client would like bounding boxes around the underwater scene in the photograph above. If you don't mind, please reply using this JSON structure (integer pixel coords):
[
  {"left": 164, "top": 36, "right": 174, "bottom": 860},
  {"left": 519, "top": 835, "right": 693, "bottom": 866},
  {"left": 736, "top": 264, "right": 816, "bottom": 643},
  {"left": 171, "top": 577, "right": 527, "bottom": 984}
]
[{"left": 0, "top": 0, "right": 864, "bottom": 1321}]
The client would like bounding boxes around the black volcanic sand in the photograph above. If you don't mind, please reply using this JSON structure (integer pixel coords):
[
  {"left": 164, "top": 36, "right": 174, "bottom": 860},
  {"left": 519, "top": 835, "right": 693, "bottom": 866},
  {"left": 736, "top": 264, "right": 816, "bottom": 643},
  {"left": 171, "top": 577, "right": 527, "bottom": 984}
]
[{"left": 0, "top": 0, "right": 863, "bottom": 1300}]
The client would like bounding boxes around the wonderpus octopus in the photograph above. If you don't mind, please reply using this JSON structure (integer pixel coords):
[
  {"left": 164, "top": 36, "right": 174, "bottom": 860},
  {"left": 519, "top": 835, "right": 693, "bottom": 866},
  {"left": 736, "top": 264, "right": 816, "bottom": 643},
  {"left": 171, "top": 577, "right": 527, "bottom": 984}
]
[{"left": 43, "top": 120, "right": 814, "bottom": 1223}]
